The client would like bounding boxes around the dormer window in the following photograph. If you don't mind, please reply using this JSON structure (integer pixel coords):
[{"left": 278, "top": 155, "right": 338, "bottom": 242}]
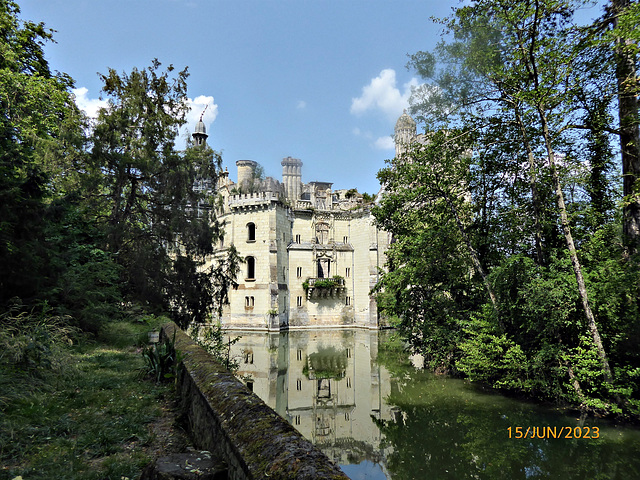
[{"left": 247, "top": 222, "right": 256, "bottom": 242}]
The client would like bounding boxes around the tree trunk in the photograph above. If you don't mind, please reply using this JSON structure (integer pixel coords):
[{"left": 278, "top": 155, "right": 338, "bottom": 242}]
[
  {"left": 612, "top": 0, "right": 640, "bottom": 254},
  {"left": 514, "top": 105, "right": 546, "bottom": 265},
  {"left": 538, "top": 107, "right": 614, "bottom": 386},
  {"left": 438, "top": 178, "right": 502, "bottom": 328}
]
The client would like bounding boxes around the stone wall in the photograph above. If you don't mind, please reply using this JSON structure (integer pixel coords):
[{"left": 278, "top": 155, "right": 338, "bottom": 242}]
[{"left": 162, "top": 322, "right": 349, "bottom": 480}]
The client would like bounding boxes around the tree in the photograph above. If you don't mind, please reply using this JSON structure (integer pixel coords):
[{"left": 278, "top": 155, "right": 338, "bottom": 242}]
[
  {"left": 88, "top": 61, "right": 234, "bottom": 326},
  {"left": 606, "top": 0, "right": 640, "bottom": 253},
  {"left": 377, "top": 0, "right": 640, "bottom": 412},
  {"left": 374, "top": 130, "right": 493, "bottom": 371},
  {"left": 0, "top": 0, "right": 83, "bottom": 307}
]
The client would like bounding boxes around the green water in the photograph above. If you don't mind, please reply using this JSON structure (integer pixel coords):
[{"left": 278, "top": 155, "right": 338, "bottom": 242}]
[{"left": 226, "top": 329, "right": 640, "bottom": 480}]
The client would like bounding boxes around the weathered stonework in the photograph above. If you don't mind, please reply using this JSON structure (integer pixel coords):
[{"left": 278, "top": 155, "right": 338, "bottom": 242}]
[
  {"left": 162, "top": 322, "right": 350, "bottom": 480},
  {"left": 198, "top": 123, "right": 395, "bottom": 331}
]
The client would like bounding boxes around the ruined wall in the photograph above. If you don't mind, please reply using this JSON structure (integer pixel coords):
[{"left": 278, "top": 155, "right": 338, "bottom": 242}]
[{"left": 162, "top": 322, "right": 349, "bottom": 480}]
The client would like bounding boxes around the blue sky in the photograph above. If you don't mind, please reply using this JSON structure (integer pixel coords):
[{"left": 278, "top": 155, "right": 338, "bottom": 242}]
[{"left": 18, "top": 0, "right": 606, "bottom": 194}]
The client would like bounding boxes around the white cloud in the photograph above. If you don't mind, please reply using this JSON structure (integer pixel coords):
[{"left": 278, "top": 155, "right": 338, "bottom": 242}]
[
  {"left": 296, "top": 100, "right": 307, "bottom": 110},
  {"left": 350, "top": 69, "right": 419, "bottom": 120},
  {"left": 353, "top": 127, "right": 394, "bottom": 151},
  {"left": 72, "top": 87, "right": 108, "bottom": 119},
  {"left": 186, "top": 95, "right": 218, "bottom": 127},
  {"left": 180, "top": 95, "right": 219, "bottom": 147},
  {"left": 374, "top": 136, "right": 394, "bottom": 150}
]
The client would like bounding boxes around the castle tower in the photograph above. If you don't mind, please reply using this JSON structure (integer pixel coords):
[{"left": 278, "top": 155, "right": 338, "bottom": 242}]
[
  {"left": 394, "top": 110, "right": 416, "bottom": 157},
  {"left": 218, "top": 166, "right": 230, "bottom": 190},
  {"left": 236, "top": 159, "right": 258, "bottom": 192},
  {"left": 281, "top": 156, "right": 303, "bottom": 202},
  {"left": 192, "top": 113, "right": 208, "bottom": 146}
]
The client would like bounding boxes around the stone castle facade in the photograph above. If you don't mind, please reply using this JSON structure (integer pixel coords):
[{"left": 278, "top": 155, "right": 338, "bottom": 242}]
[{"left": 195, "top": 112, "right": 420, "bottom": 331}]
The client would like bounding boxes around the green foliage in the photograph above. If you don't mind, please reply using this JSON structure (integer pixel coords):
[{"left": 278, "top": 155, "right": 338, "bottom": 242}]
[
  {"left": 304, "top": 346, "right": 347, "bottom": 380},
  {"left": 189, "top": 322, "right": 240, "bottom": 371},
  {"left": 0, "top": 306, "right": 78, "bottom": 386},
  {"left": 0, "top": 0, "right": 83, "bottom": 308},
  {"left": 361, "top": 192, "right": 376, "bottom": 204},
  {"left": 1, "top": 340, "right": 172, "bottom": 480},
  {"left": 141, "top": 330, "right": 182, "bottom": 384},
  {"left": 376, "top": 0, "right": 640, "bottom": 416}
]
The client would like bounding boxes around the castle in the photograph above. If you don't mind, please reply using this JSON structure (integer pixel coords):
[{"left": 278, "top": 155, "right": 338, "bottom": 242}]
[{"left": 197, "top": 111, "right": 419, "bottom": 331}]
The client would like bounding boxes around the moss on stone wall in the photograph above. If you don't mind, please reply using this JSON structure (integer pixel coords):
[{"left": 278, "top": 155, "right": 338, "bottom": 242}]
[{"left": 162, "top": 322, "right": 349, "bottom": 480}]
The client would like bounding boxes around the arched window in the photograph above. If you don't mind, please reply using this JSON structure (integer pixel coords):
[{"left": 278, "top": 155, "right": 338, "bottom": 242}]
[
  {"left": 247, "top": 222, "right": 256, "bottom": 242},
  {"left": 246, "top": 256, "right": 255, "bottom": 280}
]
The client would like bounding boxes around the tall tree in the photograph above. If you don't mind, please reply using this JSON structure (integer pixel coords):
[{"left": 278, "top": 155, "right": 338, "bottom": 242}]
[
  {"left": 375, "top": 0, "right": 640, "bottom": 412},
  {"left": 88, "top": 61, "right": 233, "bottom": 326},
  {"left": 609, "top": 0, "right": 640, "bottom": 253},
  {"left": 374, "top": 130, "right": 492, "bottom": 370},
  {"left": 0, "top": 0, "right": 82, "bottom": 306}
]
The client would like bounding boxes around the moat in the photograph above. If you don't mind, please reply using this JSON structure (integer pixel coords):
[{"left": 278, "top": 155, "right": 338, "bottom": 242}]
[{"left": 224, "top": 328, "right": 640, "bottom": 480}]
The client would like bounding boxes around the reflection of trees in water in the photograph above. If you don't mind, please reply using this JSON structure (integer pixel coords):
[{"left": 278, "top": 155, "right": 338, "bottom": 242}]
[{"left": 374, "top": 366, "right": 639, "bottom": 480}]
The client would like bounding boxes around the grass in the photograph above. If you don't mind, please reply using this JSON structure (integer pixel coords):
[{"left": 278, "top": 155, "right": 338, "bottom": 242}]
[{"left": 0, "top": 317, "right": 180, "bottom": 480}]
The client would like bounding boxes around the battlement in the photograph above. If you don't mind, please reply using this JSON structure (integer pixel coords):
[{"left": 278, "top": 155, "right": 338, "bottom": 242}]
[{"left": 228, "top": 191, "right": 280, "bottom": 208}]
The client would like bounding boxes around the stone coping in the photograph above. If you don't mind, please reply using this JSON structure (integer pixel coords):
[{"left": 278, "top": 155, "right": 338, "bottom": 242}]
[{"left": 161, "top": 322, "right": 349, "bottom": 480}]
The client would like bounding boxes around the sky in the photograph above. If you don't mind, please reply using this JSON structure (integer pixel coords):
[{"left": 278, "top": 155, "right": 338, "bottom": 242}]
[{"left": 18, "top": 0, "right": 607, "bottom": 194}]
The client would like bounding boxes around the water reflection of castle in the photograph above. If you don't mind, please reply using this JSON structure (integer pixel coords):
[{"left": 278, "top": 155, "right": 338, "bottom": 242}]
[{"left": 227, "top": 329, "right": 394, "bottom": 469}]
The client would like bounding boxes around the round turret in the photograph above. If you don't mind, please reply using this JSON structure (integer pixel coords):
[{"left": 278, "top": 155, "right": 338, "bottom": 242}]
[
  {"left": 192, "top": 112, "right": 209, "bottom": 146},
  {"left": 394, "top": 109, "right": 416, "bottom": 156},
  {"left": 395, "top": 110, "right": 416, "bottom": 132},
  {"left": 236, "top": 160, "right": 258, "bottom": 192}
]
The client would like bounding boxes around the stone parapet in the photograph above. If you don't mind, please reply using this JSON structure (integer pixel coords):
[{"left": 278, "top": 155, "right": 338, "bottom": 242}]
[
  {"left": 162, "top": 322, "right": 349, "bottom": 480},
  {"left": 229, "top": 192, "right": 280, "bottom": 209}
]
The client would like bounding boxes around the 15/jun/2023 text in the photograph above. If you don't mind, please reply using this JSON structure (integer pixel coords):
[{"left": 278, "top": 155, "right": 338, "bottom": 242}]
[{"left": 507, "top": 426, "right": 599, "bottom": 439}]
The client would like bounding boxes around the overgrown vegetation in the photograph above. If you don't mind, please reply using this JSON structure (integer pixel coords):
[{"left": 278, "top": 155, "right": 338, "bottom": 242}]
[
  {"left": 302, "top": 275, "right": 345, "bottom": 292},
  {"left": 0, "top": 315, "right": 178, "bottom": 480},
  {"left": 0, "top": 1, "right": 239, "bottom": 475},
  {"left": 189, "top": 322, "right": 241, "bottom": 371},
  {"left": 374, "top": 0, "right": 640, "bottom": 417}
]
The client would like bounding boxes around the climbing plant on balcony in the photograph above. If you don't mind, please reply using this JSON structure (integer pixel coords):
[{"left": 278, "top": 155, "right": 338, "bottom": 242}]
[{"left": 302, "top": 275, "right": 345, "bottom": 293}]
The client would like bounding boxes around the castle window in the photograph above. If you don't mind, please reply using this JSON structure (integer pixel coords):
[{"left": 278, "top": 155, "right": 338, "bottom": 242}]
[
  {"left": 296, "top": 379, "right": 302, "bottom": 391},
  {"left": 343, "top": 236, "right": 348, "bottom": 243},
  {"left": 346, "top": 377, "right": 352, "bottom": 388},
  {"left": 345, "top": 267, "right": 350, "bottom": 278},
  {"left": 317, "top": 258, "right": 331, "bottom": 278},
  {"left": 295, "top": 234, "right": 301, "bottom": 243},
  {"left": 295, "top": 415, "right": 301, "bottom": 425},
  {"left": 245, "top": 296, "right": 255, "bottom": 308},
  {"left": 317, "top": 378, "right": 330, "bottom": 398},
  {"left": 297, "top": 349, "right": 303, "bottom": 361},
  {"left": 296, "top": 267, "right": 302, "bottom": 278},
  {"left": 247, "top": 222, "right": 256, "bottom": 242},
  {"left": 247, "top": 381, "right": 254, "bottom": 392},
  {"left": 315, "top": 222, "right": 329, "bottom": 244},
  {"left": 246, "top": 256, "right": 255, "bottom": 280},
  {"left": 297, "top": 296, "right": 303, "bottom": 307},
  {"left": 244, "top": 351, "right": 254, "bottom": 364},
  {"left": 346, "top": 296, "right": 351, "bottom": 306}
]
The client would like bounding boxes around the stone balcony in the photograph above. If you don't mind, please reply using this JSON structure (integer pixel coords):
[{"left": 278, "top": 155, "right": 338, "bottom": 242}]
[{"left": 304, "top": 276, "right": 346, "bottom": 300}]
